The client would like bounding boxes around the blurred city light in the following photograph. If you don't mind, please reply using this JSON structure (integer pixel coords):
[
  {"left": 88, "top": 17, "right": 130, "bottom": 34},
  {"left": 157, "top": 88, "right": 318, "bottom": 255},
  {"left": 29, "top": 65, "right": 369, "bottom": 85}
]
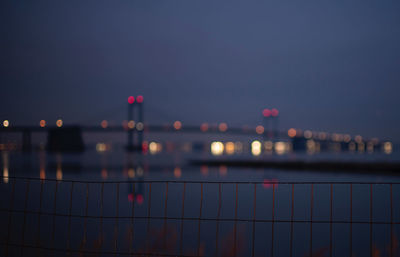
[
  {"left": 271, "top": 108, "right": 279, "bottom": 117},
  {"left": 256, "top": 125, "right": 264, "bottom": 134},
  {"left": 136, "top": 122, "right": 144, "bottom": 131},
  {"left": 304, "top": 130, "right": 312, "bottom": 139},
  {"left": 211, "top": 141, "right": 224, "bottom": 156},
  {"left": 200, "top": 123, "right": 208, "bottom": 132},
  {"left": 173, "top": 121, "right": 182, "bottom": 130},
  {"left": 251, "top": 140, "right": 262, "bottom": 156},
  {"left": 174, "top": 167, "right": 182, "bottom": 178},
  {"left": 101, "top": 120, "right": 108, "bottom": 129},
  {"left": 225, "top": 142, "right": 235, "bottom": 155},
  {"left": 275, "top": 142, "right": 287, "bottom": 155},
  {"left": 128, "top": 120, "right": 135, "bottom": 129},
  {"left": 128, "top": 96, "right": 135, "bottom": 104},
  {"left": 56, "top": 119, "right": 63, "bottom": 127},
  {"left": 39, "top": 120, "right": 46, "bottom": 128},
  {"left": 136, "top": 95, "right": 143, "bottom": 103},
  {"left": 3, "top": 120, "right": 9, "bottom": 127},
  {"left": 218, "top": 123, "right": 228, "bottom": 132},
  {"left": 262, "top": 109, "right": 271, "bottom": 117},
  {"left": 288, "top": 128, "right": 296, "bottom": 138},
  {"left": 383, "top": 142, "right": 393, "bottom": 154}
]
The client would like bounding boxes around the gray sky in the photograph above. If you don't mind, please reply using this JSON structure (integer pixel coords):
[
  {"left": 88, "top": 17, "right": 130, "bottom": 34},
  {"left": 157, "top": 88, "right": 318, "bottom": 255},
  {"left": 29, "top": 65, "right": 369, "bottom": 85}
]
[{"left": 1, "top": 0, "right": 400, "bottom": 141}]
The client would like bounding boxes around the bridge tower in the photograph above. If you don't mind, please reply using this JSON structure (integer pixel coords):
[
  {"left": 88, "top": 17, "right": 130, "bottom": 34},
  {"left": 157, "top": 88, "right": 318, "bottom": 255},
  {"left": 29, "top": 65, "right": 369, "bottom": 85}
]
[
  {"left": 127, "top": 95, "right": 144, "bottom": 151},
  {"left": 262, "top": 108, "right": 279, "bottom": 139}
]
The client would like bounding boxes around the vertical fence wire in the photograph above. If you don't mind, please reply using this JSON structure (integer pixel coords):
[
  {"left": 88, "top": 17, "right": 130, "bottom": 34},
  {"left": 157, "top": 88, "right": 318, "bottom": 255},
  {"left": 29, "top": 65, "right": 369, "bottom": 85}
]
[
  {"left": 197, "top": 183, "right": 204, "bottom": 256},
  {"left": 35, "top": 180, "right": 44, "bottom": 257},
  {"left": 114, "top": 183, "right": 120, "bottom": 256},
  {"left": 19, "top": 179, "right": 30, "bottom": 257},
  {"left": 251, "top": 184, "right": 257, "bottom": 257},
  {"left": 370, "top": 184, "right": 373, "bottom": 257},
  {"left": 145, "top": 182, "right": 152, "bottom": 254},
  {"left": 215, "top": 183, "right": 222, "bottom": 257},
  {"left": 350, "top": 184, "right": 353, "bottom": 257},
  {"left": 81, "top": 183, "right": 89, "bottom": 253},
  {"left": 179, "top": 182, "right": 186, "bottom": 256},
  {"left": 163, "top": 182, "right": 169, "bottom": 250},
  {"left": 51, "top": 181, "right": 59, "bottom": 257},
  {"left": 66, "top": 182, "right": 74, "bottom": 256},
  {"left": 390, "top": 184, "right": 393, "bottom": 257},
  {"left": 290, "top": 184, "right": 295, "bottom": 257},
  {"left": 310, "top": 183, "right": 314, "bottom": 257},
  {"left": 5, "top": 178, "right": 16, "bottom": 257},
  {"left": 330, "top": 184, "right": 333, "bottom": 257},
  {"left": 271, "top": 183, "right": 276, "bottom": 257},
  {"left": 129, "top": 182, "right": 135, "bottom": 256},
  {"left": 233, "top": 183, "right": 238, "bottom": 257}
]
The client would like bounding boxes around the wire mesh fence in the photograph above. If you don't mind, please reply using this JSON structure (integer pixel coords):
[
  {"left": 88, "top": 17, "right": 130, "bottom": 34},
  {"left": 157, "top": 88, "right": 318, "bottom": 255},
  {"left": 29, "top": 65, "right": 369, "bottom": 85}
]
[{"left": 1, "top": 176, "right": 400, "bottom": 257}]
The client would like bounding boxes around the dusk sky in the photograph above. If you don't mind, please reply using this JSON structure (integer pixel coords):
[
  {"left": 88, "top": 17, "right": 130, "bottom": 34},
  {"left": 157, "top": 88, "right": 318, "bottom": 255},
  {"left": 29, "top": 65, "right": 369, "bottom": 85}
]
[{"left": 1, "top": 0, "right": 400, "bottom": 141}]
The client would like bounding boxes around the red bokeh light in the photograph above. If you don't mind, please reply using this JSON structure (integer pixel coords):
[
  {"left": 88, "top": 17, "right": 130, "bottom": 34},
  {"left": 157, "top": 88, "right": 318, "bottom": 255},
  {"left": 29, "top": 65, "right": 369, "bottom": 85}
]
[
  {"left": 262, "top": 109, "right": 271, "bottom": 117},
  {"left": 128, "top": 96, "right": 135, "bottom": 104},
  {"left": 136, "top": 95, "right": 143, "bottom": 103},
  {"left": 128, "top": 193, "right": 134, "bottom": 202},
  {"left": 271, "top": 108, "right": 279, "bottom": 117},
  {"left": 136, "top": 194, "right": 144, "bottom": 205}
]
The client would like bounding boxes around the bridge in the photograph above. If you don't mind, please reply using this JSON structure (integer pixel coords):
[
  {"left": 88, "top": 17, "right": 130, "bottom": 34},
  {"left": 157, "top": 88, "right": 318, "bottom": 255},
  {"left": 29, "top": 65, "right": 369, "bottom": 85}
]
[{"left": 0, "top": 96, "right": 391, "bottom": 154}]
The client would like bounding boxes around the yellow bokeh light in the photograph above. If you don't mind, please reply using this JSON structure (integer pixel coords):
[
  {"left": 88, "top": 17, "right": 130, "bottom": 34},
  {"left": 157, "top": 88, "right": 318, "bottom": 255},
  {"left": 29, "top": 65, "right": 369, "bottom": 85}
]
[
  {"left": 251, "top": 140, "right": 262, "bottom": 156},
  {"left": 96, "top": 143, "right": 107, "bottom": 152},
  {"left": 149, "top": 142, "right": 158, "bottom": 154},
  {"left": 211, "top": 141, "right": 224, "bottom": 156},
  {"left": 128, "top": 120, "right": 135, "bottom": 129},
  {"left": 275, "top": 142, "right": 287, "bottom": 155},
  {"left": 3, "top": 120, "right": 9, "bottom": 127},
  {"left": 225, "top": 142, "right": 235, "bottom": 155},
  {"left": 383, "top": 142, "right": 393, "bottom": 154}
]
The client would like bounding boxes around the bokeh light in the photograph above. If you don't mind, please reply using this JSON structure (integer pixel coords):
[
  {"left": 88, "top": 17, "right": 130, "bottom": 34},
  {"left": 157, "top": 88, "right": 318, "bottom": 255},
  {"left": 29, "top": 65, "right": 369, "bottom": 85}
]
[
  {"left": 3, "top": 120, "right": 9, "bottom": 127},
  {"left": 56, "top": 119, "right": 63, "bottom": 127},
  {"left": 211, "top": 141, "right": 224, "bottom": 156},
  {"left": 225, "top": 142, "right": 235, "bottom": 155},
  {"left": 271, "top": 108, "right": 279, "bottom": 117},
  {"left": 262, "top": 109, "right": 271, "bottom": 117},
  {"left": 101, "top": 120, "right": 108, "bottom": 129},
  {"left": 218, "top": 123, "right": 228, "bottom": 132},
  {"left": 251, "top": 140, "right": 262, "bottom": 156},
  {"left": 256, "top": 125, "right": 264, "bottom": 134},
  {"left": 200, "top": 123, "right": 208, "bottom": 132},
  {"left": 39, "top": 120, "right": 46, "bottom": 128},
  {"left": 128, "top": 96, "right": 135, "bottom": 104},
  {"left": 288, "top": 128, "right": 296, "bottom": 138},
  {"left": 136, "top": 95, "right": 143, "bottom": 103},
  {"left": 173, "top": 121, "right": 182, "bottom": 130},
  {"left": 174, "top": 167, "right": 182, "bottom": 178}
]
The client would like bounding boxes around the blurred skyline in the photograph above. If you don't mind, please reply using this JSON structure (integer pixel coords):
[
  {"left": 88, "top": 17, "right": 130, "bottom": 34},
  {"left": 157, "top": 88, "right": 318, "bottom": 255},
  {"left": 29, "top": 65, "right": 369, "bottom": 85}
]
[{"left": 1, "top": 0, "right": 400, "bottom": 141}]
